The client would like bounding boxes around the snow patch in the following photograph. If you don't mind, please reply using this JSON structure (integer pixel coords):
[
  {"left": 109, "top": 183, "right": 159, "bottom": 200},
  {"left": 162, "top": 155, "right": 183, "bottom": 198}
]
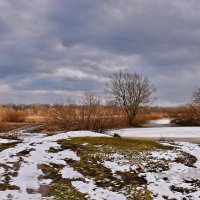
[
  {"left": 103, "top": 161, "right": 136, "bottom": 173},
  {"left": 72, "top": 180, "right": 127, "bottom": 200},
  {"left": 60, "top": 166, "right": 83, "bottom": 179},
  {"left": 150, "top": 118, "right": 171, "bottom": 125}
]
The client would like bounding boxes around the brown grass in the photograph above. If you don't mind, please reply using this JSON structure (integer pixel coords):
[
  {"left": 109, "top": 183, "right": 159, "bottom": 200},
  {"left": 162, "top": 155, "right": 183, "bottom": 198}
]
[
  {"left": 45, "top": 105, "right": 129, "bottom": 132},
  {"left": 170, "top": 104, "right": 200, "bottom": 126},
  {"left": 25, "top": 115, "right": 45, "bottom": 123},
  {"left": 0, "top": 122, "right": 30, "bottom": 133},
  {"left": 1, "top": 108, "right": 27, "bottom": 123},
  {"left": 0, "top": 103, "right": 197, "bottom": 132},
  {"left": 146, "top": 112, "right": 169, "bottom": 120},
  {"left": 0, "top": 123, "right": 12, "bottom": 133}
]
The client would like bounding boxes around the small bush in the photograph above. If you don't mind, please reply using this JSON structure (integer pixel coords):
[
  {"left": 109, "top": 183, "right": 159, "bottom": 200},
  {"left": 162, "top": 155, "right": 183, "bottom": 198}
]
[
  {"left": 1, "top": 108, "right": 27, "bottom": 123},
  {"left": 0, "top": 123, "right": 11, "bottom": 133},
  {"left": 45, "top": 104, "right": 80, "bottom": 131},
  {"left": 45, "top": 104, "right": 124, "bottom": 133},
  {"left": 170, "top": 104, "right": 200, "bottom": 126},
  {"left": 132, "top": 114, "right": 149, "bottom": 127},
  {"left": 171, "top": 118, "right": 200, "bottom": 126},
  {"left": 45, "top": 93, "right": 129, "bottom": 132},
  {"left": 146, "top": 112, "right": 168, "bottom": 120}
]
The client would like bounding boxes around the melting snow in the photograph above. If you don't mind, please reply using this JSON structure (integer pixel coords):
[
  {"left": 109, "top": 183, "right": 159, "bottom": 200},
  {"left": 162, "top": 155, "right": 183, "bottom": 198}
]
[
  {"left": 72, "top": 180, "right": 127, "bottom": 200},
  {"left": 0, "top": 129, "right": 200, "bottom": 199},
  {"left": 109, "top": 126, "right": 200, "bottom": 138},
  {"left": 150, "top": 118, "right": 171, "bottom": 125},
  {"left": 145, "top": 142, "right": 200, "bottom": 200},
  {"left": 103, "top": 160, "right": 135, "bottom": 173},
  {"left": 0, "top": 138, "right": 17, "bottom": 143},
  {"left": 60, "top": 166, "right": 83, "bottom": 179},
  {"left": 0, "top": 131, "right": 110, "bottom": 199}
]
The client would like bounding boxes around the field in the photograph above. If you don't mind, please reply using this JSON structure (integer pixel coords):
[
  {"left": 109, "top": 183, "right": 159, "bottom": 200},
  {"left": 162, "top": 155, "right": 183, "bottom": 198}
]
[
  {"left": 0, "top": 105, "right": 199, "bottom": 199},
  {"left": 0, "top": 127, "right": 200, "bottom": 200}
]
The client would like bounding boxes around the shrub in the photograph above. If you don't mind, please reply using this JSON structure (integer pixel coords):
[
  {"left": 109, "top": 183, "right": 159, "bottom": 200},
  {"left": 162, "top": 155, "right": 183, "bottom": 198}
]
[
  {"left": 0, "top": 123, "right": 10, "bottom": 133},
  {"left": 46, "top": 105, "right": 120, "bottom": 133},
  {"left": 170, "top": 118, "right": 200, "bottom": 126},
  {"left": 146, "top": 112, "right": 169, "bottom": 120},
  {"left": 170, "top": 104, "right": 200, "bottom": 126},
  {"left": 132, "top": 114, "right": 149, "bottom": 127},
  {"left": 45, "top": 103, "right": 80, "bottom": 131},
  {"left": 1, "top": 108, "right": 27, "bottom": 123},
  {"left": 45, "top": 93, "right": 129, "bottom": 133}
]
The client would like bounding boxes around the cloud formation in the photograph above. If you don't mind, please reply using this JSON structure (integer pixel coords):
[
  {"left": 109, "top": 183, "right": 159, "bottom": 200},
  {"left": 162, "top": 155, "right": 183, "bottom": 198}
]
[{"left": 0, "top": 0, "right": 200, "bottom": 104}]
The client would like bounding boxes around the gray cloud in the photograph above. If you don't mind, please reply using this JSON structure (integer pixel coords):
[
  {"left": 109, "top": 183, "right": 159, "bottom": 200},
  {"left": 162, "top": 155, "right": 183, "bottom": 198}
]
[{"left": 0, "top": 0, "right": 200, "bottom": 104}]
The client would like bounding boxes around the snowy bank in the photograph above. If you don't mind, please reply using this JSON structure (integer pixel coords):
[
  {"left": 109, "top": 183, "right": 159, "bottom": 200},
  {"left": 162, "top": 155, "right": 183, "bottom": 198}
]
[{"left": 109, "top": 127, "right": 200, "bottom": 142}]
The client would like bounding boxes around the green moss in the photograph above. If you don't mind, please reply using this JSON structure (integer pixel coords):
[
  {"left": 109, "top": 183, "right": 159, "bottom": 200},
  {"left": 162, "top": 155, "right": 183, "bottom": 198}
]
[
  {"left": 52, "top": 182, "right": 87, "bottom": 200},
  {"left": 38, "top": 163, "right": 86, "bottom": 199},
  {"left": 0, "top": 142, "right": 19, "bottom": 152},
  {"left": 56, "top": 137, "right": 167, "bottom": 199},
  {"left": 48, "top": 147, "right": 59, "bottom": 153},
  {"left": 60, "top": 137, "right": 172, "bottom": 152}
]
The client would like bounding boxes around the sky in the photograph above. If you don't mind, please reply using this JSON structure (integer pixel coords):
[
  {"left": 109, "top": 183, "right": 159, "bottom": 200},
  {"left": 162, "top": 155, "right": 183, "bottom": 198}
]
[{"left": 0, "top": 0, "right": 200, "bottom": 105}]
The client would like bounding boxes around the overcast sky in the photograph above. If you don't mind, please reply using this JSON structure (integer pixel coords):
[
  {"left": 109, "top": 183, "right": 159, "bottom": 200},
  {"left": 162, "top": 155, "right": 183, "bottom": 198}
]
[{"left": 0, "top": 0, "right": 200, "bottom": 105}]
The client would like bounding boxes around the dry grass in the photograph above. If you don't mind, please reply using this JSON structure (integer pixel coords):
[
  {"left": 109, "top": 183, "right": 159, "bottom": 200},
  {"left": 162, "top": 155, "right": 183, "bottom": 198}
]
[
  {"left": 0, "top": 123, "right": 11, "bottom": 133},
  {"left": 0, "top": 106, "right": 45, "bottom": 133},
  {"left": 146, "top": 112, "right": 169, "bottom": 120},
  {"left": 25, "top": 115, "right": 45, "bottom": 123},
  {"left": 0, "top": 122, "right": 30, "bottom": 133},
  {"left": 0, "top": 108, "right": 27, "bottom": 123},
  {"left": 45, "top": 105, "right": 129, "bottom": 132},
  {"left": 170, "top": 104, "right": 200, "bottom": 126},
  {"left": 0, "top": 103, "right": 197, "bottom": 133}
]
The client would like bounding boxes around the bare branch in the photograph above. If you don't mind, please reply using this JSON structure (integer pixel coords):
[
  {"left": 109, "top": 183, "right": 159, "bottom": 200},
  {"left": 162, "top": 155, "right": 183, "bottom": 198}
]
[{"left": 108, "top": 70, "right": 155, "bottom": 126}]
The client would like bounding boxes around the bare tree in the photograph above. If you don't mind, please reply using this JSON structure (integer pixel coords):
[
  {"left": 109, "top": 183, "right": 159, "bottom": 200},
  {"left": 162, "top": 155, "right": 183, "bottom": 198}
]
[
  {"left": 80, "top": 91, "right": 101, "bottom": 131},
  {"left": 108, "top": 70, "right": 155, "bottom": 126},
  {"left": 193, "top": 88, "right": 200, "bottom": 106}
]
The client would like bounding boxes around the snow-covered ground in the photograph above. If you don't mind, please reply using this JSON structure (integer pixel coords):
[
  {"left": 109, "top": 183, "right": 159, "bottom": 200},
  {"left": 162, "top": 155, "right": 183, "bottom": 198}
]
[
  {"left": 0, "top": 138, "right": 16, "bottom": 143},
  {"left": 109, "top": 126, "right": 200, "bottom": 139},
  {"left": 0, "top": 131, "right": 111, "bottom": 200},
  {"left": 145, "top": 142, "right": 200, "bottom": 200},
  {"left": 149, "top": 118, "right": 171, "bottom": 125},
  {"left": 0, "top": 129, "right": 200, "bottom": 199}
]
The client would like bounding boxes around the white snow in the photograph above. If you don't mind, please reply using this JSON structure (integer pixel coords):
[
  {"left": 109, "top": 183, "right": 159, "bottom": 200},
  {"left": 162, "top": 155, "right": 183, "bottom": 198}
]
[
  {"left": 0, "top": 138, "right": 16, "bottom": 143},
  {"left": 109, "top": 127, "right": 200, "bottom": 138},
  {"left": 145, "top": 142, "right": 200, "bottom": 200},
  {"left": 45, "top": 131, "right": 110, "bottom": 142},
  {"left": 103, "top": 160, "right": 136, "bottom": 173},
  {"left": 150, "top": 150, "right": 178, "bottom": 161},
  {"left": 149, "top": 118, "right": 171, "bottom": 125},
  {"left": 0, "top": 167, "right": 5, "bottom": 182},
  {"left": 0, "top": 131, "right": 109, "bottom": 199},
  {"left": 1, "top": 129, "right": 200, "bottom": 199},
  {"left": 60, "top": 166, "right": 83, "bottom": 179},
  {"left": 72, "top": 180, "right": 127, "bottom": 200},
  {"left": 177, "top": 142, "right": 200, "bottom": 167}
]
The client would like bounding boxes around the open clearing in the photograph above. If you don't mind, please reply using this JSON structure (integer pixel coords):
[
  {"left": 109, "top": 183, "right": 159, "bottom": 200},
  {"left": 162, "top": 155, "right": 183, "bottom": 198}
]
[{"left": 0, "top": 127, "right": 200, "bottom": 200}]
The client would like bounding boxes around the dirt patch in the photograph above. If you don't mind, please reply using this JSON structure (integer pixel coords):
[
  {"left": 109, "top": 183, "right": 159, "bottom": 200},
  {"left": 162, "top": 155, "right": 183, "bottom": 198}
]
[
  {"left": 0, "top": 183, "right": 20, "bottom": 191},
  {"left": 16, "top": 148, "right": 35, "bottom": 157},
  {"left": 0, "top": 142, "right": 19, "bottom": 152},
  {"left": 175, "top": 152, "right": 197, "bottom": 167}
]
